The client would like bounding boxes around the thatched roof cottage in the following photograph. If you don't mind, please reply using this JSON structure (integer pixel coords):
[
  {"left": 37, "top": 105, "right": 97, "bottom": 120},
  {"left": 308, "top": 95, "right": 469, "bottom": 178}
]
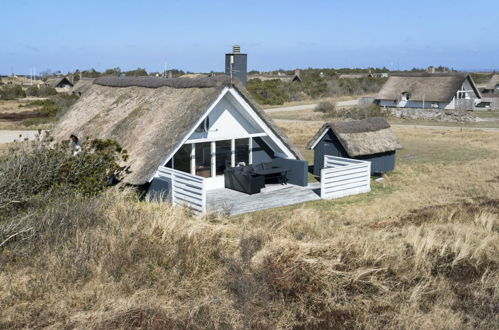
[
  {"left": 46, "top": 76, "right": 73, "bottom": 89},
  {"left": 375, "top": 73, "right": 481, "bottom": 111},
  {"left": 307, "top": 117, "right": 402, "bottom": 175},
  {"left": 52, "top": 76, "right": 303, "bottom": 190}
]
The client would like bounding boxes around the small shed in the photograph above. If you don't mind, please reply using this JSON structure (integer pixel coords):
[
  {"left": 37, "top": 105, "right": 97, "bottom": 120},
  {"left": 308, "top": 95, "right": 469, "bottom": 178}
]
[{"left": 307, "top": 117, "right": 402, "bottom": 175}]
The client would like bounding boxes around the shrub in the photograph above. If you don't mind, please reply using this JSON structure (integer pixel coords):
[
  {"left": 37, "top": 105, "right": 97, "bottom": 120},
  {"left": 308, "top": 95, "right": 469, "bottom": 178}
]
[
  {"left": 25, "top": 86, "right": 39, "bottom": 97},
  {"left": 314, "top": 101, "right": 338, "bottom": 117},
  {"left": 342, "top": 104, "right": 387, "bottom": 119},
  {"left": 37, "top": 86, "right": 57, "bottom": 97},
  {"left": 0, "top": 85, "right": 25, "bottom": 100},
  {"left": 0, "top": 135, "right": 127, "bottom": 217},
  {"left": 247, "top": 79, "right": 289, "bottom": 105},
  {"left": 20, "top": 94, "right": 79, "bottom": 118}
]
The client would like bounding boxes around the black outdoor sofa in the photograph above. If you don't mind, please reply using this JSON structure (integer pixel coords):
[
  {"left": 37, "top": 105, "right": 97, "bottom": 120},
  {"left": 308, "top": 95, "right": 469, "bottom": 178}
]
[{"left": 224, "top": 162, "right": 290, "bottom": 195}]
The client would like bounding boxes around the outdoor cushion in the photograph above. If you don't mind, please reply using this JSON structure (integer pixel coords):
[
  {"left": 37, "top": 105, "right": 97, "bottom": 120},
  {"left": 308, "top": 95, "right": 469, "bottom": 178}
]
[
  {"left": 254, "top": 163, "right": 264, "bottom": 170},
  {"left": 263, "top": 162, "right": 273, "bottom": 170},
  {"left": 243, "top": 166, "right": 254, "bottom": 174}
]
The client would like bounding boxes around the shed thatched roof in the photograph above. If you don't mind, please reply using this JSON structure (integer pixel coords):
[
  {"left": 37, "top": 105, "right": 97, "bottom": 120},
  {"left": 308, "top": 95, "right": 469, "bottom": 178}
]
[
  {"left": 45, "top": 76, "right": 73, "bottom": 88},
  {"left": 307, "top": 117, "right": 402, "bottom": 157},
  {"left": 486, "top": 74, "right": 499, "bottom": 90},
  {"left": 51, "top": 76, "right": 302, "bottom": 185},
  {"left": 375, "top": 73, "right": 480, "bottom": 103}
]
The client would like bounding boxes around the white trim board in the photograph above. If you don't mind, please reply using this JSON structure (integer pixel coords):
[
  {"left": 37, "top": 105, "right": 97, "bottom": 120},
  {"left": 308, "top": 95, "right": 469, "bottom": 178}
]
[
  {"left": 186, "top": 132, "right": 267, "bottom": 144},
  {"left": 309, "top": 127, "right": 330, "bottom": 150}
]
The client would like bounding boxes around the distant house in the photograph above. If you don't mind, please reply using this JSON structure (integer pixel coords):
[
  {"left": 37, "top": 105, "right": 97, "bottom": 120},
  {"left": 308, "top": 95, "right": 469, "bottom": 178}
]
[
  {"left": 52, "top": 76, "right": 303, "bottom": 191},
  {"left": 375, "top": 73, "right": 481, "bottom": 111},
  {"left": 46, "top": 77, "right": 73, "bottom": 90},
  {"left": 307, "top": 117, "right": 402, "bottom": 175},
  {"left": 338, "top": 72, "right": 388, "bottom": 79},
  {"left": 249, "top": 69, "right": 302, "bottom": 83}
]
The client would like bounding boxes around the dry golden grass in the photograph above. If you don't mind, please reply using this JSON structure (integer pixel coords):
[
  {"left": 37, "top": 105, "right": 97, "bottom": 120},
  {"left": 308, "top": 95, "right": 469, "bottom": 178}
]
[{"left": 1, "top": 124, "right": 499, "bottom": 329}]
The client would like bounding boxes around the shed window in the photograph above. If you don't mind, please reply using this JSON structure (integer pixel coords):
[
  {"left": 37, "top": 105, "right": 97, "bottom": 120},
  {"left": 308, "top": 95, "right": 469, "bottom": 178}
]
[{"left": 401, "top": 92, "right": 410, "bottom": 101}]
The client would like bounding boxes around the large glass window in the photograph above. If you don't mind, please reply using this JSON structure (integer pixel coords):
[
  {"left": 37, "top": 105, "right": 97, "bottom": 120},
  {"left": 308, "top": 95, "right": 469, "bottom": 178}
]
[
  {"left": 173, "top": 144, "right": 191, "bottom": 173},
  {"left": 235, "top": 138, "right": 249, "bottom": 165},
  {"left": 195, "top": 142, "right": 212, "bottom": 178},
  {"left": 215, "top": 140, "right": 232, "bottom": 175}
]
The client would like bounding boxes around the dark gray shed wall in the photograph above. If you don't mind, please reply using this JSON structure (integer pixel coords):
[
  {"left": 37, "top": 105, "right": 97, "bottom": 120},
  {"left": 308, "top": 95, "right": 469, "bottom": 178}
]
[{"left": 312, "top": 129, "right": 396, "bottom": 175}]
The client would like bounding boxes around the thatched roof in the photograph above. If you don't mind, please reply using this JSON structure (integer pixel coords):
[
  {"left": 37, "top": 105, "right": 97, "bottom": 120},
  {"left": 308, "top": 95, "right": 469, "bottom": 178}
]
[
  {"left": 486, "top": 74, "right": 499, "bottom": 90},
  {"left": 338, "top": 73, "right": 371, "bottom": 79},
  {"left": 375, "top": 73, "right": 480, "bottom": 102},
  {"left": 46, "top": 76, "right": 73, "bottom": 88},
  {"left": 307, "top": 117, "right": 402, "bottom": 157},
  {"left": 51, "top": 76, "right": 302, "bottom": 185},
  {"left": 70, "top": 78, "right": 95, "bottom": 95}
]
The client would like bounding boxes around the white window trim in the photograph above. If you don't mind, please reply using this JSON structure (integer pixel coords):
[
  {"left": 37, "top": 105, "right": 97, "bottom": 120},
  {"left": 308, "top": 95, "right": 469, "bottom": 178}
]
[{"left": 186, "top": 132, "right": 266, "bottom": 144}]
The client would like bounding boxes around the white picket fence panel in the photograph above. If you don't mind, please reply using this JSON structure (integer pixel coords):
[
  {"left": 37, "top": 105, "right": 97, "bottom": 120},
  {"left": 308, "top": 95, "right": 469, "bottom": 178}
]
[
  {"left": 320, "top": 156, "right": 371, "bottom": 199},
  {"left": 157, "top": 166, "right": 206, "bottom": 213}
]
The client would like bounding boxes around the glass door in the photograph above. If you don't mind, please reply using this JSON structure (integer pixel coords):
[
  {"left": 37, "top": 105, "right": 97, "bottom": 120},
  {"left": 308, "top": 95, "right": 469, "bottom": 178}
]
[
  {"left": 215, "top": 140, "right": 232, "bottom": 175},
  {"left": 195, "top": 142, "right": 211, "bottom": 178}
]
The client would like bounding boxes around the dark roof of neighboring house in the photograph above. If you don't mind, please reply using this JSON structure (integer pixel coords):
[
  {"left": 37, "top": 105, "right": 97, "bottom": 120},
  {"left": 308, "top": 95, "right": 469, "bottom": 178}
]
[
  {"left": 307, "top": 117, "right": 402, "bottom": 157},
  {"left": 51, "top": 76, "right": 302, "bottom": 185},
  {"left": 375, "top": 73, "right": 481, "bottom": 102},
  {"left": 46, "top": 76, "right": 73, "bottom": 88},
  {"left": 486, "top": 74, "right": 499, "bottom": 90}
]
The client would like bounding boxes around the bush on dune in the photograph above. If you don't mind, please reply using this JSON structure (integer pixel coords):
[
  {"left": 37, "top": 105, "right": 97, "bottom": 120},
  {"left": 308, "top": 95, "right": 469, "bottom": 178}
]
[{"left": 0, "top": 135, "right": 127, "bottom": 218}]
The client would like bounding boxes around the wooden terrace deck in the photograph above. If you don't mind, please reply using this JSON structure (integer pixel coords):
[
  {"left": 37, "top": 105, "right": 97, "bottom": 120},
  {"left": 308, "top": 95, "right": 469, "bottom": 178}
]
[{"left": 206, "top": 182, "right": 321, "bottom": 215}]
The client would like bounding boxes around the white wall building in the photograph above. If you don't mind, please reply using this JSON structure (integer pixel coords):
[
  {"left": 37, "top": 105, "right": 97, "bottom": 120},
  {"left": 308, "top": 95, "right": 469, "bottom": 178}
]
[{"left": 375, "top": 73, "right": 481, "bottom": 111}]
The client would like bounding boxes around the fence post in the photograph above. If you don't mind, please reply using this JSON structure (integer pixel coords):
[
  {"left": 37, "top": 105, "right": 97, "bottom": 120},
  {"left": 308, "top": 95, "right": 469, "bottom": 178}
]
[{"left": 171, "top": 173, "right": 176, "bottom": 206}]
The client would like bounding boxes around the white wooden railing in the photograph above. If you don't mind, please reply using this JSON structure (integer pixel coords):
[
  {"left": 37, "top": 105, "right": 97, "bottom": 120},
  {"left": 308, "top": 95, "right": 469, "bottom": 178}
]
[
  {"left": 320, "top": 156, "right": 371, "bottom": 199},
  {"left": 157, "top": 167, "right": 206, "bottom": 213}
]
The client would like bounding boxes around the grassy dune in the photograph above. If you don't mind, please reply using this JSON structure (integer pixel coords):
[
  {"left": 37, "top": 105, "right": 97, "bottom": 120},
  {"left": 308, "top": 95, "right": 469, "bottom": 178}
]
[{"left": 1, "top": 125, "right": 498, "bottom": 329}]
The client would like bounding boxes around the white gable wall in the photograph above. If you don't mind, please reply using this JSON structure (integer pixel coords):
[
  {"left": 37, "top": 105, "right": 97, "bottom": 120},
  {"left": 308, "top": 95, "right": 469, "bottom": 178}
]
[{"left": 188, "top": 93, "right": 264, "bottom": 141}]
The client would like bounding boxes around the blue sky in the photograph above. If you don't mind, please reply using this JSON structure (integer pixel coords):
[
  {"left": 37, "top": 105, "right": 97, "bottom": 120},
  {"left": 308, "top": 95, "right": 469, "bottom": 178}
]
[{"left": 1, "top": 0, "right": 498, "bottom": 75}]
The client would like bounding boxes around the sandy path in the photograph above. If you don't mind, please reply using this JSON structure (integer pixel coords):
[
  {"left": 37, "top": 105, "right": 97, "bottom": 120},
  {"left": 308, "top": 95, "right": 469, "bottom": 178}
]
[
  {"left": 265, "top": 99, "right": 359, "bottom": 113},
  {"left": 0, "top": 130, "right": 40, "bottom": 144}
]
